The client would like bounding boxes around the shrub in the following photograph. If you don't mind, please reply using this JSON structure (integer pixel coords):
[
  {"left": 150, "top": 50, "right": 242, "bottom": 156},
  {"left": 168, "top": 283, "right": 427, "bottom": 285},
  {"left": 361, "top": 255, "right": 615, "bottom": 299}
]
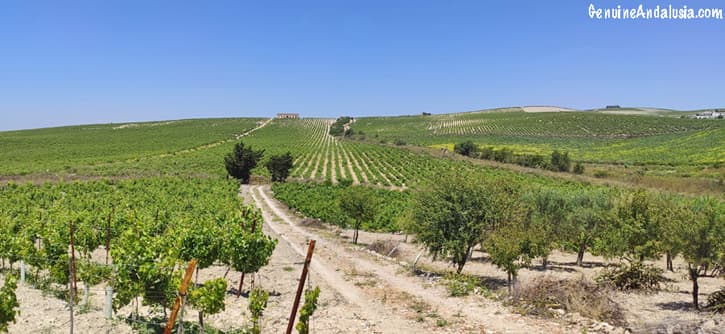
[
  {"left": 593, "top": 170, "right": 609, "bottom": 178},
  {"left": 443, "top": 273, "right": 479, "bottom": 297},
  {"left": 453, "top": 140, "right": 477, "bottom": 156},
  {"left": 479, "top": 147, "right": 494, "bottom": 160},
  {"left": 550, "top": 150, "right": 571, "bottom": 172},
  {"left": 492, "top": 148, "right": 513, "bottom": 163},
  {"left": 573, "top": 162, "right": 585, "bottom": 174},
  {"left": 510, "top": 276, "right": 625, "bottom": 326},
  {"left": 394, "top": 139, "right": 406, "bottom": 146},
  {"left": 705, "top": 286, "right": 725, "bottom": 313},
  {"left": 515, "top": 154, "right": 545, "bottom": 168},
  {"left": 595, "top": 262, "right": 665, "bottom": 292}
]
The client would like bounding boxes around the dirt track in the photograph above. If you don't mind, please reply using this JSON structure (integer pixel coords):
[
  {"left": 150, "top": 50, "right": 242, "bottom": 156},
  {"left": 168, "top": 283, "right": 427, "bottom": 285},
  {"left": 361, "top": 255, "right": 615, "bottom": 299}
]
[{"left": 246, "top": 184, "right": 570, "bottom": 333}]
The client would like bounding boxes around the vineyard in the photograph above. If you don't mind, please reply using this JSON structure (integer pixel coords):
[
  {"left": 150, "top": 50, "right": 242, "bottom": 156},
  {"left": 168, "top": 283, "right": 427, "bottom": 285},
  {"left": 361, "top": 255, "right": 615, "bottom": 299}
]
[
  {"left": 238, "top": 118, "right": 466, "bottom": 188},
  {"left": 0, "top": 177, "right": 277, "bottom": 332},
  {"left": 350, "top": 110, "right": 725, "bottom": 166},
  {"left": 0, "top": 112, "right": 723, "bottom": 333},
  {"left": 0, "top": 118, "right": 264, "bottom": 176}
]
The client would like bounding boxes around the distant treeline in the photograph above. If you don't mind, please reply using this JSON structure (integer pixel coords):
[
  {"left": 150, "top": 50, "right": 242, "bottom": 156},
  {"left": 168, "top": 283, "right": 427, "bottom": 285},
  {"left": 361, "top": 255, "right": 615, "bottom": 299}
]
[{"left": 454, "top": 140, "right": 584, "bottom": 174}]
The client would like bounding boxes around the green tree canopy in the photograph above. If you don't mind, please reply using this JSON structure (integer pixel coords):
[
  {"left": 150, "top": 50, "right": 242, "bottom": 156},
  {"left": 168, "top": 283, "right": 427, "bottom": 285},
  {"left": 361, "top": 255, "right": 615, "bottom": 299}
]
[
  {"left": 339, "top": 186, "right": 379, "bottom": 244},
  {"left": 411, "top": 171, "right": 521, "bottom": 273},
  {"left": 266, "top": 152, "right": 294, "bottom": 182},
  {"left": 453, "top": 140, "right": 477, "bottom": 157},
  {"left": 677, "top": 197, "right": 725, "bottom": 310},
  {"left": 224, "top": 142, "right": 264, "bottom": 184}
]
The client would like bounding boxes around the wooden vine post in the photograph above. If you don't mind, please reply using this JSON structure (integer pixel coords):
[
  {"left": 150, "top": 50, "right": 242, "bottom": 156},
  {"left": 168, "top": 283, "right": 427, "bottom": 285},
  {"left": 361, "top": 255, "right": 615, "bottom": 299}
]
[
  {"left": 164, "top": 259, "right": 198, "bottom": 334},
  {"left": 286, "top": 239, "right": 316, "bottom": 334}
]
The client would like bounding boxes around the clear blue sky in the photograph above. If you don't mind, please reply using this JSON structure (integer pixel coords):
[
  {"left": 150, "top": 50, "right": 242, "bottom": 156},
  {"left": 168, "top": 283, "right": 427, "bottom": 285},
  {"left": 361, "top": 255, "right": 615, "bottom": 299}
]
[{"left": 1, "top": 0, "right": 723, "bottom": 130}]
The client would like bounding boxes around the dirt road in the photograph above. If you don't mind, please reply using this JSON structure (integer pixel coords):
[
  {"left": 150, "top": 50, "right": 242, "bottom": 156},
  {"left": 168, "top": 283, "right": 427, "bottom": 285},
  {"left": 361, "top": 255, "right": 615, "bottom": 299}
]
[{"left": 245, "top": 184, "right": 568, "bottom": 333}]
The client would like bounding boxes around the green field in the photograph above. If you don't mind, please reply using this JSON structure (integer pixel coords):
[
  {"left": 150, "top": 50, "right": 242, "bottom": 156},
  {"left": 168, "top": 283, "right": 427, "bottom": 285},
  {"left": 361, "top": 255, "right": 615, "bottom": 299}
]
[
  {"left": 1, "top": 112, "right": 722, "bottom": 195},
  {"left": 0, "top": 118, "right": 262, "bottom": 176},
  {"left": 350, "top": 111, "right": 724, "bottom": 166}
]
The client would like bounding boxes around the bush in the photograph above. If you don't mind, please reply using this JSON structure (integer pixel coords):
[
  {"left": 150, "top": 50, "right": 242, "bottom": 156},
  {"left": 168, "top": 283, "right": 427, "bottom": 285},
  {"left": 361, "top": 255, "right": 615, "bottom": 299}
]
[
  {"left": 454, "top": 140, "right": 477, "bottom": 156},
  {"left": 479, "top": 147, "right": 494, "bottom": 160},
  {"left": 705, "top": 286, "right": 725, "bottom": 313},
  {"left": 443, "top": 273, "right": 479, "bottom": 297},
  {"left": 573, "top": 162, "right": 585, "bottom": 174},
  {"left": 510, "top": 276, "right": 625, "bottom": 326},
  {"left": 515, "top": 154, "right": 545, "bottom": 168},
  {"left": 394, "top": 139, "right": 406, "bottom": 146},
  {"left": 492, "top": 148, "right": 513, "bottom": 163},
  {"left": 550, "top": 150, "right": 571, "bottom": 172},
  {"left": 595, "top": 262, "right": 665, "bottom": 292}
]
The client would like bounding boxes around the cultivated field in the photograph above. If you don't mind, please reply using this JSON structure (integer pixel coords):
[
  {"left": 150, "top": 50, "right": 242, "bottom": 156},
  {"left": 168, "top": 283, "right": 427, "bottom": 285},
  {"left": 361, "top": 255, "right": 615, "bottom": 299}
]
[{"left": 0, "top": 111, "right": 723, "bottom": 334}]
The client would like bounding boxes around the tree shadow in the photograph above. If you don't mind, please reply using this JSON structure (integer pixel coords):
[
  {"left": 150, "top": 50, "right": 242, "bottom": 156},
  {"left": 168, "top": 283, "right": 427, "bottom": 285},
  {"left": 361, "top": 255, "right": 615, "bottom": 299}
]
[
  {"left": 527, "top": 264, "right": 578, "bottom": 273},
  {"left": 227, "top": 288, "right": 282, "bottom": 298},
  {"left": 125, "top": 314, "right": 232, "bottom": 334},
  {"left": 476, "top": 276, "right": 509, "bottom": 291},
  {"left": 546, "top": 260, "right": 610, "bottom": 269},
  {"left": 412, "top": 267, "right": 445, "bottom": 279},
  {"left": 656, "top": 301, "right": 695, "bottom": 311}
]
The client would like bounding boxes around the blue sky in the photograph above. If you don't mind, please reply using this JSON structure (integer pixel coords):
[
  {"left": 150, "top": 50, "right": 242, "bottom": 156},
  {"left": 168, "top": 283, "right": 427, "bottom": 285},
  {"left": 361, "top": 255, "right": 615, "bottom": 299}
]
[{"left": 1, "top": 0, "right": 723, "bottom": 130}]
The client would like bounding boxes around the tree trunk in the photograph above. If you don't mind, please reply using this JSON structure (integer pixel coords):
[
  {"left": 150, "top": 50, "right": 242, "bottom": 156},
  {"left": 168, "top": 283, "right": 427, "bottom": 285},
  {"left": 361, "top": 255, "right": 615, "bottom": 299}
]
[
  {"left": 198, "top": 311, "right": 205, "bottom": 334},
  {"left": 507, "top": 272, "right": 512, "bottom": 293},
  {"left": 689, "top": 267, "right": 699, "bottom": 310},
  {"left": 541, "top": 256, "right": 548, "bottom": 270},
  {"left": 666, "top": 252, "right": 673, "bottom": 272},
  {"left": 576, "top": 243, "right": 586, "bottom": 267},
  {"left": 353, "top": 226, "right": 359, "bottom": 244},
  {"left": 456, "top": 261, "right": 465, "bottom": 274},
  {"left": 237, "top": 273, "right": 245, "bottom": 297}
]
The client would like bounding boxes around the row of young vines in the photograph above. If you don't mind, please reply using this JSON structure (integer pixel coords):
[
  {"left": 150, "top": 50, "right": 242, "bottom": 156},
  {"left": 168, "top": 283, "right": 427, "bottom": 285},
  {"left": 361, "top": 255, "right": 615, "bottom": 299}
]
[{"left": 0, "top": 177, "right": 277, "bottom": 332}]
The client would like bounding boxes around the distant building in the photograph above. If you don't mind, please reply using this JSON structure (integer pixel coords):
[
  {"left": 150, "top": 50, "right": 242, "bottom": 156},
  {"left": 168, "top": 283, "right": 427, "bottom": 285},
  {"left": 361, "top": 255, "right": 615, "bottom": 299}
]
[
  {"left": 694, "top": 111, "right": 723, "bottom": 119},
  {"left": 605, "top": 105, "right": 621, "bottom": 109},
  {"left": 276, "top": 113, "right": 299, "bottom": 119}
]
